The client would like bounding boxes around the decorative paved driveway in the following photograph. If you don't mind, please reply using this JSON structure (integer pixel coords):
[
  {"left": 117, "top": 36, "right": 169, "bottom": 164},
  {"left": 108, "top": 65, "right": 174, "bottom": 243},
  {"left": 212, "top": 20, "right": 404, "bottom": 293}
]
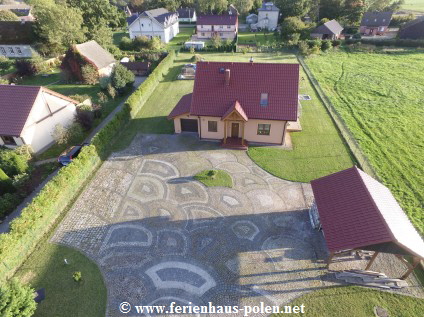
[{"left": 52, "top": 134, "right": 330, "bottom": 316}]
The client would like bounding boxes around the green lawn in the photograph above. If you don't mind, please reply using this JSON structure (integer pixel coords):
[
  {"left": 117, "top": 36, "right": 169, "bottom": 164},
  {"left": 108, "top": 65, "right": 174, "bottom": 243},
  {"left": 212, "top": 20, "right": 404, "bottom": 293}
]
[
  {"left": 402, "top": 0, "right": 424, "bottom": 12},
  {"left": 14, "top": 241, "right": 106, "bottom": 317},
  {"left": 194, "top": 170, "right": 233, "bottom": 187},
  {"left": 305, "top": 48, "right": 424, "bottom": 233},
  {"left": 113, "top": 31, "right": 129, "bottom": 46},
  {"left": 275, "top": 286, "right": 424, "bottom": 317},
  {"left": 237, "top": 31, "right": 279, "bottom": 45},
  {"left": 168, "top": 27, "right": 195, "bottom": 50}
]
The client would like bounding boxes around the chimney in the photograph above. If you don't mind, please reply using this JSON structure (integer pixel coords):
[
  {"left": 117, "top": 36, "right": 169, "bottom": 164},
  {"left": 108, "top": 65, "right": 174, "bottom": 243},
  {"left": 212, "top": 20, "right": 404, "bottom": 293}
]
[{"left": 225, "top": 69, "right": 230, "bottom": 86}]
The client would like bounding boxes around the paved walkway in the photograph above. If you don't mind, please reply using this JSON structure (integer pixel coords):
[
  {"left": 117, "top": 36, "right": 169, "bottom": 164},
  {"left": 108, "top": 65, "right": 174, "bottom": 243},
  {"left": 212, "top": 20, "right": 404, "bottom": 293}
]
[
  {"left": 51, "top": 134, "right": 424, "bottom": 316},
  {"left": 52, "top": 134, "right": 329, "bottom": 316}
]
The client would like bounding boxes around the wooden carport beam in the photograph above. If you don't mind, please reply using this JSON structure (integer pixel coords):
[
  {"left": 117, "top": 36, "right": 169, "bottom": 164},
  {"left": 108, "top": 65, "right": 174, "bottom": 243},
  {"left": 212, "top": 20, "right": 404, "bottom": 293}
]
[
  {"left": 365, "top": 251, "right": 379, "bottom": 270},
  {"left": 399, "top": 256, "right": 421, "bottom": 280},
  {"left": 327, "top": 251, "right": 335, "bottom": 269}
]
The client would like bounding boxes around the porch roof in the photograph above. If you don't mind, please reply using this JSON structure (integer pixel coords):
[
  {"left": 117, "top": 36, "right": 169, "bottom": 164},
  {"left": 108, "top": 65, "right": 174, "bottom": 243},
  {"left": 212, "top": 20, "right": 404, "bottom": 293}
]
[{"left": 222, "top": 100, "right": 248, "bottom": 121}]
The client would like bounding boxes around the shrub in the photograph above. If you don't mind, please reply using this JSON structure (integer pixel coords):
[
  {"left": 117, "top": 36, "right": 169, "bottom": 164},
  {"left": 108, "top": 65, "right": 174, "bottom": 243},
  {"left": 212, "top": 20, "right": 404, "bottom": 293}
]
[
  {"left": 107, "top": 83, "right": 117, "bottom": 99},
  {"left": 281, "top": 17, "right": 306, "bottom": 40},
  {"left": 0, "top": 193, "right": 21, "bottom": 218},
  {"left": 0, "top": 56, "right": 12, "bottom": 70},
  {"left": 0, "top": 167, "right": 15, "bottom": 195},
  {"left": 13, "top": 145, "right": 33, "bottom": 162},
  {"left": 69, "top": 94, "right": 91, "bottom": 103},
  {"left": 51, "top": 123, "right": 69, "bottom": 145},
  {"left": 111, "top": 64, "right": 135, "bottom": 92},
  {"left": 191, "top": 54, "right": 204, "bottom": 62},
  {"left": 81, "top": 64, "right": 99, "bottom": 85},
  {"left": 211, "top": 34, "right": 222, "bottom": 48},
  {"left": 332, "top": 39, "right": 341, "bottom": 47},
  {"left": 68, "top": 122, "right": 84, "bottom": 143},
  {"left": 0, "top": 78, "right": 8, "bottom": 84},
  {"left": 97, "top": 91, "right": 109, "bottom": 103},
  {"left": 321, "top": 40, "right": 332, "bottom": 51},
  {"left": 76, "top": 107, "right": 94, "bottom": 130},
  {"left": 0, "top": 149, "right": 29, "bottom": 177},
  {"left": 15, "top": 59, "right": 38, "bottom": 77},
  {"left": 189, "top": 46, "right": 195, "bottom": 54},
  {"left": 0, "top": 279, "right": 37, "bottom": 317},
  {"left": 298, "top": 41, "right": 309, "bottom": 56},
  {"left": 73, "top": 271, "right": 82, "bottom": 283},
  {"left": 99, "top": 76, "right": 111, "bottom": 89},
  {"left": 352, "top": 33, "right": 362, "bottom": 40},
  {"left": 119, "top": 36, "right": 134, "bottom": 50},
  {"left": 148, "top": 37, "right": 162, "bottom": 50},
  {"left": 133, "top": 35, "right": 150, "bottom": 50}
]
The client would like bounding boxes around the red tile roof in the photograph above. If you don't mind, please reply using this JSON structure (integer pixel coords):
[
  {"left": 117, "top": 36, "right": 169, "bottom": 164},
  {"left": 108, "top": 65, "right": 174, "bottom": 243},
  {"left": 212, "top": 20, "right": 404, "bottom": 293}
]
[
  {"left": 222, "top": 100, "right": 248, "bottom": 121},
  {"left": 178, "top": 61, "right": 299, "bottom": 121},
  {"left": 311, "top": 166, "right": 424, "bottom": 259},
  {"left": 0, "top": 85, "right": 78, "bottom": 136},
  {"left": 197, "top": 15, "right": 238, "bottom": 26},
  {"left": 168, "top": 93, "right": 192, "bottom": 118}
]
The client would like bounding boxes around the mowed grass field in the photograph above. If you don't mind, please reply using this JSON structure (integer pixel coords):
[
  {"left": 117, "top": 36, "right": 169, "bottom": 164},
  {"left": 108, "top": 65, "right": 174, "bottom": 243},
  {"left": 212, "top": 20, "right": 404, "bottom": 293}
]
[
  {"left": 112, "top": 51, "right": 354, "bottom": 182},
  {"left": 305, "top": 49, "right": 424, "bottom": 233},
  {"left": 402, "top": 0, "right": 424, "bottom": 12}
]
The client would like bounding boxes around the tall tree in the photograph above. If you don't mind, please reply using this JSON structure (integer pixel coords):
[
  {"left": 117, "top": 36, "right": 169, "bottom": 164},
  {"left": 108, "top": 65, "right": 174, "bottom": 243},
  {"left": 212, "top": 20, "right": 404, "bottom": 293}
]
[
  {"left": 33, "top": 2, "right": 85, "bottom": 54},
  {"left": 366, "top": 0, "right": 404, "bottom": 12},
  {"left": 197, "top": 0, "right": 228, "bottom": 14},
  {"left": 319, "top": 0, "right": 345, "bottom": 20},
  {"left": 232, "top": 0, "right": 254, "bottom": 14},
  {"left": 343, "top": 0, "right": 365, "bottom": 24},
  {"left": 274, "top": 0, "right": 312, "bottom": 20}
]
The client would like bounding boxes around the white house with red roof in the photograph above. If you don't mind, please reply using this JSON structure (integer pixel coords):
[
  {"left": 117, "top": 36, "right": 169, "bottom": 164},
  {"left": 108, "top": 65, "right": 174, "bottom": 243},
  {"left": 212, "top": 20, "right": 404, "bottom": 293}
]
[
  {"left": 168, "top": 60, "right": 300, "bottom": 149},
  {"left": 0, "top": 85, "right": 78, "bottom": 153},
  {"left": 196, "top": 15, "right": 238, "bottom": 40}
]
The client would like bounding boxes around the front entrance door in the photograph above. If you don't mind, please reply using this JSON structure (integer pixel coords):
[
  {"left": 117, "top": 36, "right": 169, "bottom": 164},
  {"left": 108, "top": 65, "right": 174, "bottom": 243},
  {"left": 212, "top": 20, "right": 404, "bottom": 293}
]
[{"left": 231, "top": 123, "right": 239, "bottom": 138}]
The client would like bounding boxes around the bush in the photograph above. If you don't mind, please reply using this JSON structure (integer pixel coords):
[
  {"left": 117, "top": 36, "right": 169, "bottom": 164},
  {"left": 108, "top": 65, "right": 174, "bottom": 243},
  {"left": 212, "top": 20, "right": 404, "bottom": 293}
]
[
  {"left": 133, "top": 35, "right": 150, "bottom": 50},
  {"left": 107, "top": 83, "right": 117, "bottom": 99},
  {"left": 332, "top": 39, "right": 341, "bottom": 47},
  {"left": 119, "top": 36, "right": 134, "bottom": 50},
  {"left": 281, "top": 17, "right": 306, "bottom": 40},
  {"left": 352, "top": 33, "right": 362, "bottom": 40},
  {"left": 298, "top": 41, "right": 309, "bottom": 56},
  {"left": 191, "top": 54, "right": 204, "bottom": 62},
  {"left": 73, "top": 271, "right": 82, "bottom": 283},
  {"left": 0, "top": 167, "right": 15, "bottom": 195},
  {"left": 321, "top": 40, "right": 332, "bottom": 51},
  {"left": 0, "top": 55, "right": 13, "bottom": 70},
  {"left": 0, "top": 149, "right": 29, "bottom": 177},
  {"left": 0, "top": 279, "right": 37, "bottom": 317},
  {"left": 15, "top": 59, "right": 38, "bottom": 77},
  {"left": 97, "top": 91, "right": 109, "bottom": 103},
  {"left": 211, "top": 34, "right": 222, "bottom": 48},
  {"left": 81, "top": 64, "right": 99, "bottom": 85},
  {"left": 76, "top": 107, "right": 95, "bottom": 130},
  {"left": 69, "top": 94, "right": 91, "bottom": 103},
  {"left": 51, "top": 124, "right": 69, "bottom": 145},
  {"left": 111, "top": 64, "right": 135, "bottom": 92},
  {"left": 0, "top": 78, "right": 8, "bottom": 84}
]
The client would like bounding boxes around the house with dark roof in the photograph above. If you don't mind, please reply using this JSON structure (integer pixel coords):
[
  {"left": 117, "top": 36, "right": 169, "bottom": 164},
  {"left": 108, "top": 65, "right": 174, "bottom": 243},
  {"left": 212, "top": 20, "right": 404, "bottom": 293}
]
[
  {"left": 177, "top": 8, "right": 196, "bottom": 23},
  {"left": 360, "top": 11, "right": 393, "bottom": 36},
  {"left": 310, "top": 166, "right": 424, "bottom": 279},
  {"left": 127, "top": 8, "right": 179, "bottom": 43},
  {"left": 196, "top": 15, "right": 238, "bottom": 40},
  {"left": 311, "top": 19, "right": 344, "bottom": 40},
  {"left": 0, "top": 21, "right": 35, "bottom": 58},
  {"left": 0, "top": 85, "right": 78, "bottom": 153},
  {"left": 399, "top": 17, "right": 424, "bottom": 40},
  {"left": 168, "top": 60, "right": 300, "bottom": 148}
]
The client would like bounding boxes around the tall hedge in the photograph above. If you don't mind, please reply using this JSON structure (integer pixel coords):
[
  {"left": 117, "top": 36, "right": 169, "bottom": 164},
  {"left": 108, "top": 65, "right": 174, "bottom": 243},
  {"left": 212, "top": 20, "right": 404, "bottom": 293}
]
[{"left": 0, "top": 50, "right": 176, "bottom": 283}]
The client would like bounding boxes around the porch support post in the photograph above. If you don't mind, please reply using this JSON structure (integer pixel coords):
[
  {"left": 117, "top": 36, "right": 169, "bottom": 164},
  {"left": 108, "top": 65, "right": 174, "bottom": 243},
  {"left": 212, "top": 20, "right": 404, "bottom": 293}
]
[
  {"left": 365, "top": 251, "right": 379, "bottom": 270},
  {"left": 241, "top": 122, "right": 245, "bottom": 145},
  {"left": 224, "top": 121, "right": 227, "bottom": 144},
  {"left": 327, "top": 251, "right": 335, "bottom": 269},
  {"left": 400, "top": 256, "right": 420, "bottom": 280}
]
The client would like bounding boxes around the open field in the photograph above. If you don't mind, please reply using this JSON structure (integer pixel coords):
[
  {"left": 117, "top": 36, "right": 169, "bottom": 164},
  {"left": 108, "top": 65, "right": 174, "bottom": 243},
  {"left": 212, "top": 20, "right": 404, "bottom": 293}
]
[
  {"left": 305, "top": 49, "right": 424, "bottom": 233},
  {"left": 113, "top": 51, "right": 354, "bottom": 182},
  {"left": 278, "top": 286, "right": 424, "bottom": 317},
  {"left": 402, "top": 0, "right": 424, "bottom": 12}
]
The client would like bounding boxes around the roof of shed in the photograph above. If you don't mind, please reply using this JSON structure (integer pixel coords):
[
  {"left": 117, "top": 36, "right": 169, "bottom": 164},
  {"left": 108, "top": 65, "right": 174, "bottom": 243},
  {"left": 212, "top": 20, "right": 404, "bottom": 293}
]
[
  {"left": 312, "top": 19, "right": 343, "bottom": 35},
  {"left": 311, "top": 166, "right": 424, "bottom": 259},
  {"left": 74, "top": 40, "right": 115, "bottom": 70}
]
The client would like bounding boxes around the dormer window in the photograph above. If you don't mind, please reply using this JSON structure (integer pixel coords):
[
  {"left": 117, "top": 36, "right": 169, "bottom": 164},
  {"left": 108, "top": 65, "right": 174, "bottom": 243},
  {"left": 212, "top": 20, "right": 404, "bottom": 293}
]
[{"left": 260, "top": 93, "right": 268, "bottom": 106}]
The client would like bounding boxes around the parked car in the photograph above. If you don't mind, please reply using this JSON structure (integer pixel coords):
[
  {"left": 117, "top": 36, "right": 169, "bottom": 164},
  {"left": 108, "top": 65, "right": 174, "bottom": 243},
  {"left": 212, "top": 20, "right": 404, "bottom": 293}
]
[{"left": 57, "top": 143, "right": 89, "bottom": 166}]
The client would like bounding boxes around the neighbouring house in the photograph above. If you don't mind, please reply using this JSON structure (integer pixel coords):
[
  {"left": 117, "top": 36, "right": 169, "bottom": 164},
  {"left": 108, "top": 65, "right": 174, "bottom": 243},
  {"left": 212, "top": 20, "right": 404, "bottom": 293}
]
[
  {"left": 311, "top": 19, "right": 344, "bottom": 40},
  {"left": 196, "top": 15, "right": 238, "bottom": 40},
  {"left": 62, "top": 40, "right": 116, "bottom": 80},
  {"left": 121, "top": 61, "right": 151, "bottom": 76},
  {"left": 0, "top": 3, "right": 34, "bottom": 22},
  {"left": 177, "top": 7, "right": 197, "bottom": 23},
  {"left": 360, "top": 11, "right": 393, "bottom": 36},
  {"left": 228, "top": 4, "right": 239, "bottom": 16},
  {"left": 310, "top": 166, "right": 424, "bottom": 279},
  {"left": 251, "top": 2, "right": 280, "bottom": 31},
  {"left": 168, "top": 60, "right": 300, "bottom": 149},
  {"left": 246, "top": 13, "right": 258, "bottom": 25},
  {"left": 399, "top": 16, "right": 424, "bottom": 39},
  {"left": 127, "top": 8, "right": 179, "bottom": 43},
  {"left": 0, "top": 21, "right": 35, "bottom": 58},
  {"left": 0, "top": 85, "right": 78, "bottom": 153}
]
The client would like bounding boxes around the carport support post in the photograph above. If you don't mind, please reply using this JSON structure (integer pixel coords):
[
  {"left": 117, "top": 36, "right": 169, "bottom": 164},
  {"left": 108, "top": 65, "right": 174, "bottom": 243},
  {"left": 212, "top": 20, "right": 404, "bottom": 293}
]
[
  {"left": 400, "top": 256, "right": 420, "bottom": 280},
  {"left": 224, "top": 121, "right": 227, "bottom": 144},
  {"left": 365, "top": 251, "right": 379, "bottom": 270},
  {"left": 327, "top": 252, "right": 335, "bottom": 269}
]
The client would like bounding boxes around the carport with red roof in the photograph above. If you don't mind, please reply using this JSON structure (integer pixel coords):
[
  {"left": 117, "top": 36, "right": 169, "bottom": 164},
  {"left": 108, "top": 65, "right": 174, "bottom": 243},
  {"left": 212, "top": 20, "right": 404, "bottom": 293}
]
[{"left": 310, "top": 166, "right": 424, "bottom": 279}]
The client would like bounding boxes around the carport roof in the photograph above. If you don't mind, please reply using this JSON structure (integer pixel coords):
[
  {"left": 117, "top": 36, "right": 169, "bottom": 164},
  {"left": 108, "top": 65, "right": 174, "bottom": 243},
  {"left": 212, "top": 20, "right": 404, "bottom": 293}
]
[{"left": 311, "top": 166, "right": 424, "bottom": 259}]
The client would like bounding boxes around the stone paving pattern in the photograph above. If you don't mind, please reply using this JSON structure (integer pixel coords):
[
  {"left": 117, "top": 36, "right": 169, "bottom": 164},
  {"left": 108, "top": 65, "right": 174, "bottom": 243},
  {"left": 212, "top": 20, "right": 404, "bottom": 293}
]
[{"left": 52, "top": 134, "right": 424, "bottom": 316}]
